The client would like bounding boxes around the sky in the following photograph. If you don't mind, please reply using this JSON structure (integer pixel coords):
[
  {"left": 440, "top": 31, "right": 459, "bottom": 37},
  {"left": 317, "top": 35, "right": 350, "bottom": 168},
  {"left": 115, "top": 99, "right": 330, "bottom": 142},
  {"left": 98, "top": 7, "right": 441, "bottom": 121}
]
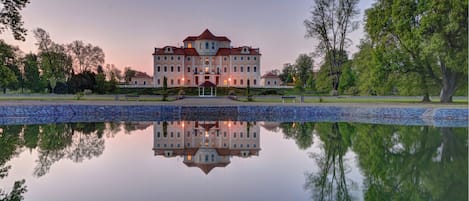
[{"left": 3, "top": 0, "right": 374, "bottom": 75}]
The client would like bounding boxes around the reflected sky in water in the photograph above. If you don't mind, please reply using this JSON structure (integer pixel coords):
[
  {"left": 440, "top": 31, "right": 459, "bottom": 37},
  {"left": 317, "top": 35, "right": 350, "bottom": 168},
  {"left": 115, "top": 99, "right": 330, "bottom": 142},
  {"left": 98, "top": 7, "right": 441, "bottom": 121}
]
[{"left": 0, "top": 122, "right": 466, "bottom": 201}]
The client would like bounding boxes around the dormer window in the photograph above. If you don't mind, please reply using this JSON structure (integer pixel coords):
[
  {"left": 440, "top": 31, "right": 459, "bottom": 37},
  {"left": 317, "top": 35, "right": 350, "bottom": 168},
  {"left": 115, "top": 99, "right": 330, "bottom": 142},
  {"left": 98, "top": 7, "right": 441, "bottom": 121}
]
[
  {"left": 205, "top": 42, "right": 209, "bottom": 49},
  {"left": 167, "top": 47, "right": 170, "bottom": 51},
  {"left": 212, "top": 42, "right": 215, "bottom": 50}
]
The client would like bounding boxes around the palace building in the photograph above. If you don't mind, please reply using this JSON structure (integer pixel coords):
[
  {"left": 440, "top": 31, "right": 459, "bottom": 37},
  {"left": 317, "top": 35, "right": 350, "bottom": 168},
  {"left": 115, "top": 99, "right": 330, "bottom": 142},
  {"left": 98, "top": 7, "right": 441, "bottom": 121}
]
[
  {"left": 153, "top": 121, "right": 261, "bottom": 175},
  {"left": 153, "top": 29, "right": 261, "bottom": 90}
]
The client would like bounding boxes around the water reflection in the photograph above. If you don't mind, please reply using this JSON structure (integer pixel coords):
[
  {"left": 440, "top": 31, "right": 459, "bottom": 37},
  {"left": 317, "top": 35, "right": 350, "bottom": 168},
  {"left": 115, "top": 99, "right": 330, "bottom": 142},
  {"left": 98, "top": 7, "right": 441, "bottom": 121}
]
[
  {"left": 153, "top": 121, "right": 261, "bottom": 174},
  {"left": 0, "top": 121, "right": 466, "bottom": 201}
]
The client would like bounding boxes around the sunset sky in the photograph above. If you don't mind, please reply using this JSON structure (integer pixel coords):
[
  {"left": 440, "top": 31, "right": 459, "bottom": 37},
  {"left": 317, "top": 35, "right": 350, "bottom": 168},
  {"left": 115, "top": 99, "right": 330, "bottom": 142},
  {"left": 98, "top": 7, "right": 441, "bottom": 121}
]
[{"left": 3, "top": 0, "right": 373, "bottom": 74}]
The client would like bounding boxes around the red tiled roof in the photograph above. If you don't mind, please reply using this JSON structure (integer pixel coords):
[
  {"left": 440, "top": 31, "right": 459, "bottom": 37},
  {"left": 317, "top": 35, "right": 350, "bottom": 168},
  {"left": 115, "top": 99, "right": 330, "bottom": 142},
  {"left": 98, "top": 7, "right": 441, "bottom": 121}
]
[
  {"left": 261, "top": 72, "right": 280, "bottom": 78},
  {"left": 199, "top": 81, "right": 216, "bottom": 87},
  {"left": 133, "top": 71, "right": 152, "bottom": 79},
  {"left": 215, "top": 47, "right": 261, "bottom": 56},
  {"left": 183, "top": 29, "right": 231, "bottom": 42},
  {"left": 153, "top": 46, "right": 199, "bottom": 56}
]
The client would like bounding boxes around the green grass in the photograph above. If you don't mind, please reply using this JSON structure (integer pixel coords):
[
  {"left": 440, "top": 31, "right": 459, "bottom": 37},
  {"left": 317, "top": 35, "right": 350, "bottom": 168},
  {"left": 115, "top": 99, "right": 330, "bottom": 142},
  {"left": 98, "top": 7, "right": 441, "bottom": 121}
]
[{"left": 238, "top": 96, "right": 468, "bottom": 104}]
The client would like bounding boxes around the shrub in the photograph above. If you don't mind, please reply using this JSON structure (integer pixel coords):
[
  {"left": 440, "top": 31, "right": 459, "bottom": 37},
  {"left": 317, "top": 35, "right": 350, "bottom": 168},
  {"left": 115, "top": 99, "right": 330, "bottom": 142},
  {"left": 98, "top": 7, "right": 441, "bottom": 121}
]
[{"left": 75, "top": 92, "right": 84, "bottom": 100}]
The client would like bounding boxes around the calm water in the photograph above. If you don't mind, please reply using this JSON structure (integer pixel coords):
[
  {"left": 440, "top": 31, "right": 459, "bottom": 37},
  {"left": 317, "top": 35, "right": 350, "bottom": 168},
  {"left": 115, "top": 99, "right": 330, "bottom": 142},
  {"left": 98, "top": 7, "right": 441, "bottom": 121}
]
[{"left": 0, "top": 121, "right": 467, "bottom": 201}]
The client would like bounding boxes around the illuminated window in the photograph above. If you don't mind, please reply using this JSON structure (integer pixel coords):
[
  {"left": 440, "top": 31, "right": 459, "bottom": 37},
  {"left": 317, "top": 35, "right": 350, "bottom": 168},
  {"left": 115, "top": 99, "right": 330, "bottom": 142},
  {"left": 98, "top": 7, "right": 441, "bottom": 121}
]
[
  {"left": 188, "top": 43, "right": 192, "bottom": 48},
  {"left": 188, "top": 155, "right": 192, "bottom": 160}
]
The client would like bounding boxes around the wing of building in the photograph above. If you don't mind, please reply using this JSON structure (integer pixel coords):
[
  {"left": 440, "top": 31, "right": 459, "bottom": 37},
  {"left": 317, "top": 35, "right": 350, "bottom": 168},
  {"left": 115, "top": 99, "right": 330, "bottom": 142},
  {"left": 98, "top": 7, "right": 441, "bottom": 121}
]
[{"left": 153, "top": 29, "right": 261, "bottom": 88}]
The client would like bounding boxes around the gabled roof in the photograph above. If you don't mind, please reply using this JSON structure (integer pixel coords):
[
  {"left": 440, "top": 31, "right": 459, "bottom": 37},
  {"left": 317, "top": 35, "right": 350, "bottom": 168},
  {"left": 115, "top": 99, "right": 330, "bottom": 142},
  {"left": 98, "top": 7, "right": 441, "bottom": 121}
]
[
  {"left": 199, "top": 81, "right": 217, "bottom": 87},
  {"left": 183, "top": 29, "right": 231, "bottom": 42},
  {"left": 216, "top": 47, "right": 261, "bottom": 56},
  {"left": 133, "top": 71, "right": 152, "bottom": 79},
  {"left": 261, "top": 72, "right": 280, "bottom": 78},
  {"left": 153, "top": 46, "right": 199, "bottom": 56}
]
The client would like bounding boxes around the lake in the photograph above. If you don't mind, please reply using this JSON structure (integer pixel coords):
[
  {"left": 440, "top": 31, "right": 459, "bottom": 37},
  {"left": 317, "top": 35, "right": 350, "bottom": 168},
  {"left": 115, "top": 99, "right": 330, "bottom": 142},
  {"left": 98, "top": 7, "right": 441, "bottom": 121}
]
[{"left": 0, "top": 121, "right": 467, "bottom": 201}]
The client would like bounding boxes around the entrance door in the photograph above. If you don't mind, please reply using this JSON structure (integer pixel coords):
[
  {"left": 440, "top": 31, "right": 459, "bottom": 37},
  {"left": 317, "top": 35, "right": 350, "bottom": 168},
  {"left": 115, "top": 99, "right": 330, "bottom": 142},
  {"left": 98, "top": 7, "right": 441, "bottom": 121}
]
[{"left": 195, "top": 76, "right": 199, "bottom": 85}]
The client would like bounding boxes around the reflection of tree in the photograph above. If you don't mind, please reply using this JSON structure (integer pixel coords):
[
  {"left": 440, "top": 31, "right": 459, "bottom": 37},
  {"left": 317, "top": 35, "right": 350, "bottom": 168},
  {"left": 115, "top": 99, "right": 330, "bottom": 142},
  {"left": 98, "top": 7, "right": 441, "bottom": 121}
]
[
  {"left": 0, "top": 125, "right": 27, "bottom": 201},
  {"left": 279, "top": 122, "right": 315, "bottom": 149},
  {"left": 34, "top": 123, "right": 106, "bottom": 177},
  {"left": 304, "top": 122, "right": 355, "bottom": 201},
  {"left": 23, "top": 125, "right": 39, "bottom": 150},
  {"left": 353, "top": 125, "right": 468, "bottom": 201}
]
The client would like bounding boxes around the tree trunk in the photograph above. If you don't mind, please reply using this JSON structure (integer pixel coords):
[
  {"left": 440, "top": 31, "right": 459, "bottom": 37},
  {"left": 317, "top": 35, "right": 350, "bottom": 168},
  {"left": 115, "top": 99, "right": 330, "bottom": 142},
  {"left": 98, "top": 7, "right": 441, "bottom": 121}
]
[
  {"left": 2, "top": 88, "right": 6, "bottom": 94},
  {"left": 439, "top": 60, "right": 458, "bottom": 103},
  {"left": 419, "top": 73, "right": 431, "bottom": 103}
]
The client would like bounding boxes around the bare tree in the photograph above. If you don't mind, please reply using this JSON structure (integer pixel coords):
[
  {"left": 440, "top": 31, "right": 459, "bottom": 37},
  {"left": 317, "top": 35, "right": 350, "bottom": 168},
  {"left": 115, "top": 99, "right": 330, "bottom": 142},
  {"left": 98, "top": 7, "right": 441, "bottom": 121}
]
[
  {"left": 304, "top": 0, "right": 359, "bottom": 96},
  {"left": 67, "top": 40, "right": 105, "bottom": 73}
]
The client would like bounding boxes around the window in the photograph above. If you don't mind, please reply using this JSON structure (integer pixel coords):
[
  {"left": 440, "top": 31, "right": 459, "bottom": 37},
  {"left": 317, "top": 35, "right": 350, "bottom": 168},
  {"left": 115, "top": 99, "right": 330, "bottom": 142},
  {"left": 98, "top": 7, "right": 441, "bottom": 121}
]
[
  {"left": 240, "top": 144, "right": 243, "bottom": 148},
  {"left": 247, "top": 132, "right": 250, "bottom": 138},
  {"left": 177, "top": 56, "right": 181, "bottom": 60},
  {"left": 224, "top": 67, "right": 227, "bottom": 73},
  {"left": 211, "top": 42, "right": 215, "bottom": 49},
  {"left": 177, "top": 79, "right": 181, "bottom": 85},
  {"left": 254, "top": 132, "right": 257, "bottom": 138},
  {"left": 240, "top": 79, "right": 244, "bottom": 85},
  {"left": 187, "top": 80, "right": 190, "bottom": 84},
  {"left": 177, "top": 66, "right": 181, "bottom": 72},
  {"left": 170, "top": 132, "right": 174, "bottom": 138},
  {"left": 157, "top": 79, "right": 160, "bottom": 85},
  {"left": 224, "top": 57, "right": 227, "bottom": 61},
  {"left": 254, "top": 66, "right": 257, "bottom": 72},
  {"left": 205, "top": 42, "right": 209, "bottom": 49},
  {"left": 187, "top": 66, "right": 191, "bottom": 72},
  {"left": 234, "top": 132, "right": 237, "bottom": 138},
  {"left": 205, "top": 76, "right": 209, "bottom": 80},
  {"left": 267, "top": 81, "right": 271, "bottom": 85},
  {"left": 234, "top": 144, "right": 237, "bottom": 148},
  {"left": 234, "top": 56, "right": 237, "bottom": 60},
  {"left": 224, "top": 132, "right": 227, "bottom": 137},
  {"left": 247, "top": 56, "right": 250, "bottom": 60},
  {"left": 157, "top": 132, "right": 160, "bottom": 138},
  {"left": 240, "top": 132, "right": 243, "bottom": 138},
  {"left": 171, "top": 66, "right": 174, "bottom": 72},
  {"left": 247, "top": 144, "right": 250, "bottom": 148},
  {"left": 254, "top": 79, "right": 257, "bottom": 85},
  {"left": 253, "top": 144, "right": 257, "bottom": 148},
  {"left": 234, "top": 79, "right": 237, "bottom": 85},
  {"left": 274, "top": 81, "right": 277, "bottom": 85},
  {"left": 164, "top": 56, "right": 167, "bottom": 60},
  {"left": 254, "top": 56, "right": 257, "bottom": 60},
  {"left": 187, "top": 131, "right": 190, "bottom": 137},
  {"left": 171, "top": 56, "right": 174, "bottom": 60},
  {"left": 241, "top": 57, "right": 244, "bottom": 61},
  {"left": 240, "top": 66, "right": 244, "bottom": 72},
  {"left": 234, "top": 66, "right": 237, "bottom": 72},
  {"left": 143, "top": 81, "right": 146, "bottom": 85},
  {"left": 134, "top": 81, "right": 137, "bottom": 84},
  {"left": 164, "top": 66, "right": 167, "bottom": 72},
  {"left": 171, "top": 79, "right": 174, "bottom": 85},
  {"left": 157, "top": 66, "right": 160, "bottom": 72},
  {"left": 187, "top": 57, "right": 191, "bottom": 61},
  {"left": 157, "top": 56, "right": 160, "bottom": 60},
  {"left": 247, "top": 66, "right": 250, "bottom": 72}
]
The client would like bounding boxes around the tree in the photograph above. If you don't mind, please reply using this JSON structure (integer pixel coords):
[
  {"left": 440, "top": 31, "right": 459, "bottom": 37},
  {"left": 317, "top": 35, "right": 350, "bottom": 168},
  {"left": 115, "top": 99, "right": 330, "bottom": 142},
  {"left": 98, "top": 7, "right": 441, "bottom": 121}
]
[
  {"left": 23, "top": 53, "right": 44, "bottom": 92},
  {"left": 294, "top": 54, "right": 314, "bottom": 88},
  {"left": 279, "top": 63, "right": 295, "bottom": 84},
  {"left": 67, "top": 40, "right": 105, "bottom": 73},
  {"left": 123, "top": 67, "right": 136, "bottom": 84},
  {"left": 0, "top": 65, "right": 17, "bottom": 94},
  {"left": 34, "top": 28, "right": 73, "bottom": 87},
  {"left": 0, "top": 40, "right": 22, "bottom": 93},
  {"left": 305, "top": 0, "right": 359, "bottom": 96},
  {"left": 0, "top": 0, "right": 30, "bottom": 41},
  {"left": 95, "top": 72, "right": 106, "bottom": 94},
  {"left": 365, "top": 0, "right": 467, "bottom": 102},
  {"left": 162, "top": 76, "right": 168, "bottom": 101}
]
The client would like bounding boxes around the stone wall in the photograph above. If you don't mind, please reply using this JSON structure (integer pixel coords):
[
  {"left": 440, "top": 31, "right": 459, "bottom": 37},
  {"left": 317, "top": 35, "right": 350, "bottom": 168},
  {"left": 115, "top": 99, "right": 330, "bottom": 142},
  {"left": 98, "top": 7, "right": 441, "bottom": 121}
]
[{"left": 0, "top": 105, "right": 466, "bottom": 127}]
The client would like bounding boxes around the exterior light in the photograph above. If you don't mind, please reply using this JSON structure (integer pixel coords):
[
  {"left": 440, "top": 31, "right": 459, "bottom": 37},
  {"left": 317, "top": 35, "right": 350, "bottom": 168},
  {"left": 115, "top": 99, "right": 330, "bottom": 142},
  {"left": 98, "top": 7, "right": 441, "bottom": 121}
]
[{"left": 228, "top": 78, "right": 231, "bottom": 81}]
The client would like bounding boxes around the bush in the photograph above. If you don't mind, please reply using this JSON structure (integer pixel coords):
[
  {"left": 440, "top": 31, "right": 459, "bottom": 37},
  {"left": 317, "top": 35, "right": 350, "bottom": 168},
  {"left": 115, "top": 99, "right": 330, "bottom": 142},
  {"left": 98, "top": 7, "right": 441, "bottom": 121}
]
[
  {"left": 83, "top": 89, "right": 92, "bottom": 95},
  {"left": 75, "top": 92, "right": 84, "bottom": 100},
  {"left": 177, "top": 89, "right": 185, "bottom": 99}
]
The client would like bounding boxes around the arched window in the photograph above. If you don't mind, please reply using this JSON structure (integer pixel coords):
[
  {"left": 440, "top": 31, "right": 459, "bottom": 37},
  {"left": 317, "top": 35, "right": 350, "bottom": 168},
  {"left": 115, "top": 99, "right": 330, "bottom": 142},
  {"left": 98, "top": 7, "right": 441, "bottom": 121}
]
[
  {"left": 234, "top": 66, "right": 237, "bottom": 72},
  {"left": 187, "top": 66, "right": 191, "bottom": 72},
  {"left": 164, "top": 66, "right": 167, "bottom": 72},
  {"left": 254, "top": 79, "right": 257, "bottom": 85},
  {"left": 177, "top": 66, "right": 181, "bottom": 72},
  {"left": 254, "top": 66, "right": 257, "bottom": 72},
  {"left": 157, "top": 66, "right": 160, "bottom": 72},
  {"left": 240, "top": 79, "right": 244, "bottom": 85},
  {"left": 170, "top": 66, "right": 174, "bottom": 72},
  {"left": 247, "top": 66, "right": 250, "bottom": 72},
  {"left": 205, "top": 42, "right": 209, "bottom": 49}
]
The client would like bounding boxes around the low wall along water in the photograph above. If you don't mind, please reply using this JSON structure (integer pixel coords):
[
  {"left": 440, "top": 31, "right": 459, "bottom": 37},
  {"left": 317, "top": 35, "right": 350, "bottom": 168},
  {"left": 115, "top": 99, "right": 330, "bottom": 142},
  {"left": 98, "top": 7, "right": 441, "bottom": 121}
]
[{"left": 0, "top": 104, "right": 467, "bottom": 127}]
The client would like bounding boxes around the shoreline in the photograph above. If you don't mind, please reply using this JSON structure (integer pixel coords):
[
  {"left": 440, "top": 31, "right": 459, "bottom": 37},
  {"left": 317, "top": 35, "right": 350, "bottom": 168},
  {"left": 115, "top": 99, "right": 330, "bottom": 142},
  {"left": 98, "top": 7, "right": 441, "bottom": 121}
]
[{"left": 0, "top": 100, "right": 466, "bottom": 127}]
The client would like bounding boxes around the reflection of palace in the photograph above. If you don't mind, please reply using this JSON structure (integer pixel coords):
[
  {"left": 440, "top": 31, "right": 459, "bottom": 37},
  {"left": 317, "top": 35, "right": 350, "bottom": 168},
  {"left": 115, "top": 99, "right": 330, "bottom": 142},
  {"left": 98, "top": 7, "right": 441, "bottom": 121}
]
[{"left": 153, "top": 121, "right": 261, "bottom": 174}]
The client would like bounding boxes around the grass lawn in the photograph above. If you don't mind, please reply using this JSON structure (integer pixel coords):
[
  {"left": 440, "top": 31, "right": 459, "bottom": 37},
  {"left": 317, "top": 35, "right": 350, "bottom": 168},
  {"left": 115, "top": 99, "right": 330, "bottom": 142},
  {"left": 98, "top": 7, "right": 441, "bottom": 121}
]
[
  {"left": 0, "top": 95, "right": 176, "bottom": 102},
  {"left": 238, "top": 96, "right": 468, "bottom": 104}
]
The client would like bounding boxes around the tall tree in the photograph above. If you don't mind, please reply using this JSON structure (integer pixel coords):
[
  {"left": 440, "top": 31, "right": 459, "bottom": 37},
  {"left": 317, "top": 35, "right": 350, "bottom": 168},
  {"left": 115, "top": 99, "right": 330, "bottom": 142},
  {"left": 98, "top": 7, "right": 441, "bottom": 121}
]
[
  {"left": 0, "top": 40, "right": 21, "bottom": 93},
  {"left": 305, "top": 0, "right": 359, "bottom": 96},
  {"left": 365, "top": 0, "right": 468, "bottom": 102},
  {"left": 0, "top": 0, "right": 30, "bottom": 41},
  {"left": 123, "top": 66, "right": 136, "bottom": 84},
  {"left": 294, "top": 54, "right": 314, "bottom": 88},
  {"left": 23, "top": 53, "right": 43, "bottom": 92},
  {"left": 33, "top": 28, "right": 73, "bottom": 86},
  {"left": 279, "top": 63, "right": 295, "bottom": 84},
  {"left": 67, "top": 40, "right": 105, "bottom": 73}
]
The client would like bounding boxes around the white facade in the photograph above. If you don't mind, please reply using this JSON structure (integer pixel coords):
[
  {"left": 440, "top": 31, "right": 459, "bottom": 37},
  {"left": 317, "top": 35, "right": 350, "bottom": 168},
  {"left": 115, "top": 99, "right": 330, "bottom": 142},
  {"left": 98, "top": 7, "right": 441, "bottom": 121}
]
[{"left": 153, "top": 29, "right": 261, "bottom": 88}]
